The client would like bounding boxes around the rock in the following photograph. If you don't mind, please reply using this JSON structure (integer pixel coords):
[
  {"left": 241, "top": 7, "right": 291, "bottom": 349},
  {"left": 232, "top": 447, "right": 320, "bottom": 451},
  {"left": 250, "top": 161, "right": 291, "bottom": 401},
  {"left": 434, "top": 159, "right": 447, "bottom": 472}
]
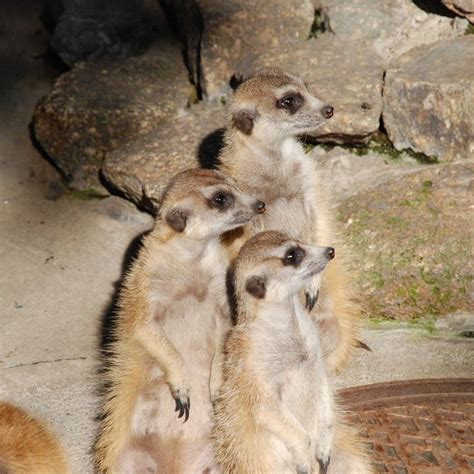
[
  {"left": 314, "top": 0, "right": 468, "bottom": 66},
  {"left": 101, "top": 101, "right": 227, "bottom": 212},
  {"left": 240, "top": 37, "right": 384, "bottom": 144},
  {"left": 44, "top": 0, "right": 152, "bottom": 66},
  {"left": 312, "top": 146, "right": 424, "bottom": 205},
  {"left": 435, "top": 312, "right": 474, "bottom": 335},
  {"left": 338, "top": 162, "right": 474, "bottom": 321},
  {"left": 33, "top": 40, "right": 194, "bottom": 193},
  {"left": 442, "top": 0, "right": 474, "bottom": 23},
  {"left": 383, "top": 36, "right": 474, "bottom": 161},
  {"left": 198, "top": 0, "right": 314, "bottom": 97}
]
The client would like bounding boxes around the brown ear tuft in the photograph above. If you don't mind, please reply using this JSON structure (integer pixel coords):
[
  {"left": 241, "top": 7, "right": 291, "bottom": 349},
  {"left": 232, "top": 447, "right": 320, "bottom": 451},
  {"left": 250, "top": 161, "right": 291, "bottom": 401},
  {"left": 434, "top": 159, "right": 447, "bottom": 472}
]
[
  {"left": 245, "top": 275, "right": 266, "bottom": 299},
  {"left": 229, "top": 72, "right": 246, "bottom": 90},
  {"left": 232, "top": 109, "right": 256, "bottom": 135},
  {"left": 165, "top": 208, "right": 189, "bottom": 232}
]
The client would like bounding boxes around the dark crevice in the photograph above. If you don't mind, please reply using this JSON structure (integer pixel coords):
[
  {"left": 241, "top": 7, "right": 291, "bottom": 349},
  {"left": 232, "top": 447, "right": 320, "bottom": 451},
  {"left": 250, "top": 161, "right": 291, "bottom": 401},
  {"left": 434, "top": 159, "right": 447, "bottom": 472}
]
[
  {"left": 159, "top": 0, "right": 205, "bottom": 99},
  {"left": 412, "top": 0, "right": 457, "bottom": 18},
  {"left": 98, "top": 169, "right": 158, "bottom": 216}
]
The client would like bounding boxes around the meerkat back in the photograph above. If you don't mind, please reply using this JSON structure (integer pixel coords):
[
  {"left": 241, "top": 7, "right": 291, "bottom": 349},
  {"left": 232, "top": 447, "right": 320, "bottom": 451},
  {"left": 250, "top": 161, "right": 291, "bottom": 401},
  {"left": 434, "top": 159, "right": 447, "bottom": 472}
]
[{"left": 0, "top": 402, "right": 68, "bottom": 474}]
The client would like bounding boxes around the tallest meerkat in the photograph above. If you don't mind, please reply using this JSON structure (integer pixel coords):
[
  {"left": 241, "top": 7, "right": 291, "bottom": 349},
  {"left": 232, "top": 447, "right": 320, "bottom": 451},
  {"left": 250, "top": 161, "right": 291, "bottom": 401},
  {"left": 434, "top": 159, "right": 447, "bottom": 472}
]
[{"left": 218, "top": 68, "right": 358, "bottom": 372}]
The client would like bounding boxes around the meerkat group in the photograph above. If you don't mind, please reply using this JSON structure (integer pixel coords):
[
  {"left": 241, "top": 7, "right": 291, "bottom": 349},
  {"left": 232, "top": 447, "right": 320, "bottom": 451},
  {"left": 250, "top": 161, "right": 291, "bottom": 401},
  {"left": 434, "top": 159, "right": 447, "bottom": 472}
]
[{"left": 1, "top": 68, "right": 371, "bottom": 473}]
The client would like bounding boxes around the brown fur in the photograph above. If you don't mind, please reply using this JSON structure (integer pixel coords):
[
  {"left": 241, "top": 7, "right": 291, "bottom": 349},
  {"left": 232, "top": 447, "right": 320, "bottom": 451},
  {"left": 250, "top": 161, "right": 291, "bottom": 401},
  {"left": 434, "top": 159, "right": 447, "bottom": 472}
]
[
  {"left": 95, "top": 169, "right": 262, "bottom": 473},
  {"left": 0, "top": 402, "right": 68, "bottom": 473},
  {"left": 218, "top": 68, "right": 360, "bottom": 373},
  {"left": 213, "top": 232, "right": 372, "bottom": 473}
]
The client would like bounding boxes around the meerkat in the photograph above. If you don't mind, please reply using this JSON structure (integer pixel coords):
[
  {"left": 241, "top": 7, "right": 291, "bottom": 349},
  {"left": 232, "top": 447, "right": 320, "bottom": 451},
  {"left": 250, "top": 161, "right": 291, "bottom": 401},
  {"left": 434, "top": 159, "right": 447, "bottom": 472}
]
[
  {"left": 95, "top": 169, "right": 265, "bottom": 474},
  {"left": 218, "top": 67, "right": 358, "bottom": 373},
  {"left": 212, "top": 231, "right": 372, "bottom": 474},
  {"left": 0, "top": 401, "right": 68, "bottom": 473}
]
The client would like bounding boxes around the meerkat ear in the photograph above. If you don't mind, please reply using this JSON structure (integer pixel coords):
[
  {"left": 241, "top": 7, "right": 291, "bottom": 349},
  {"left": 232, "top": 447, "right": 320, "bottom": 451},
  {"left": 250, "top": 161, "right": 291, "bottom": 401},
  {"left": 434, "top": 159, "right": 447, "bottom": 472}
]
[
  {"left": 165, "top": 207, "right": 190, "bottom": 232},
  {"left": 245, "top": 275, "right": 266, "bottom": 299},
  {"left": 232, "top": 108, "right": 257, "bottom": 135}
]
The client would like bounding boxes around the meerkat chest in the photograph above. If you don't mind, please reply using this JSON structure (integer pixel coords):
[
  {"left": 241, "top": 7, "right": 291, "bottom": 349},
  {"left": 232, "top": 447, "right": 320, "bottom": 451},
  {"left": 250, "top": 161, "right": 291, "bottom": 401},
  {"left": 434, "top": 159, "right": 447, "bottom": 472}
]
[
  {"left": 247, "top": 152, "right": 318, "bottom": 237},
  {"left": 252, "top": 314, "right": 318, "bottom": 382}
]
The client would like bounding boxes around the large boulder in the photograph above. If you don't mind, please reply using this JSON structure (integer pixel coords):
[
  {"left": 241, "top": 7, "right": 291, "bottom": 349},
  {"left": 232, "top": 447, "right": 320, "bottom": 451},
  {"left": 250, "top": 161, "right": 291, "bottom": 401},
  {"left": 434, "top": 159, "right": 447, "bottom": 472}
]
[
  {"left": 383, "top": 36, "right": 474, "bottom": 161},
  {"left": 33, "top": 40, "right": 194, "bottom": 192},
  {"left": 312, "top": 146, "right": 424, "bottom": 205},
  {"left": 101, "top": 101, "right": 227, "bottom": 213},
  {"left": 314, "top": 0, "right": 468, "bottom": 66},
  {"left": 441, "top": 0, "right": 474, "bottom": 23},
  {"left": 198, "top": 0, "right": 314, "bottom": 97},
  {"left": 239, "top": 37, "right": 384, "bottom": 144},
  {"left": 338, "top": 162, "right": 474, "bottom": 321}
]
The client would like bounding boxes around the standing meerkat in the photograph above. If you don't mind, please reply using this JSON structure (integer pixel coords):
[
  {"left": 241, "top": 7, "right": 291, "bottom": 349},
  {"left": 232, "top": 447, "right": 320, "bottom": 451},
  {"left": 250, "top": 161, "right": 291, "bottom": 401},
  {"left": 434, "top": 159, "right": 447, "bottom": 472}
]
[
  {"left": 218, "top": 68, "right": 358, "bottom": 373},
  {"left": 0, "top": 401, "right": 68, "bottom": 473},
  {"left": 95, "top": 169, "right": 265, "bottom": 474},
  {"left": 212, "top": 231, "right": 372, "bottom": 474}
]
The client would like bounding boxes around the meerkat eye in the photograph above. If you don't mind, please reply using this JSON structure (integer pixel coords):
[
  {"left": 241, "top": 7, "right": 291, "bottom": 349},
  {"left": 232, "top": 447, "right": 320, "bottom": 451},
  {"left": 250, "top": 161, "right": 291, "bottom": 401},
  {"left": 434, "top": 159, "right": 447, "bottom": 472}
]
[
  {"left": 210, "top": 191, "right": 234, "bottom": 210},
  {"left": 276, "top": 93, "right": 304, "bottom": 114},
  {"left": 283, "top": 246, "right": 305, "bottom": 266}
]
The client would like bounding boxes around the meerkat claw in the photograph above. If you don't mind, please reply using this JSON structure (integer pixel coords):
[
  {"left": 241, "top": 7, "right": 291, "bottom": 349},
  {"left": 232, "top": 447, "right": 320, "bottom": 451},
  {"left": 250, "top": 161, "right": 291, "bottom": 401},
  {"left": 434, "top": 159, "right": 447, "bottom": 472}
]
[
  {"left": 173, "top": 392, "right": 190, "bottom": 422},
  {"left": 317, "top": 455, "right": 330, "bottom": 474},
  {"left": 305, "top": 291, "right": 318, "bottom": 312}
]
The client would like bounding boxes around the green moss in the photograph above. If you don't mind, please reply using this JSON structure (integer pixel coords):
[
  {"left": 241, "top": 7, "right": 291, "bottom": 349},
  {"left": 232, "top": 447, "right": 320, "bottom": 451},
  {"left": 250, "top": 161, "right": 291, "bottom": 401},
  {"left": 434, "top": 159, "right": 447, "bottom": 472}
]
[
  {"left": 316, "top": 131, "right": 438, "bottom": 163},
  {"left": 409, "top": 317, "right": 437, "bottom": 334},
  {"left": 465, "top": 23, "right": 474, "bottom": 35}
]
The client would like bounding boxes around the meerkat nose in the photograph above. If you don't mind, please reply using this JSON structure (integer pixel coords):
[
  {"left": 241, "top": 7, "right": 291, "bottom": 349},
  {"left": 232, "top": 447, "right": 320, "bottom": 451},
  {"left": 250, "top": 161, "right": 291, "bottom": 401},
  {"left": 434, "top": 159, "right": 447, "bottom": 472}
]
[
  {"left": 254, "top": 200, "right": 266, "bottom": 214},
  {"left": 325, "top": 247, "right": 335, "bottom": 259},
  {"left": 322, "top": 105, "right": 334, "bottom": 119}
]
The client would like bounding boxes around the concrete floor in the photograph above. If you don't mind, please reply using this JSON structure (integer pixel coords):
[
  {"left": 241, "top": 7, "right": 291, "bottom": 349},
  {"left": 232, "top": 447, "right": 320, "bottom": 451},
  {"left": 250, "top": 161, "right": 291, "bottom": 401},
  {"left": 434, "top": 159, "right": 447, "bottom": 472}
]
[{"left": 0, "top": 3, "right": 472, "bottom": 473}]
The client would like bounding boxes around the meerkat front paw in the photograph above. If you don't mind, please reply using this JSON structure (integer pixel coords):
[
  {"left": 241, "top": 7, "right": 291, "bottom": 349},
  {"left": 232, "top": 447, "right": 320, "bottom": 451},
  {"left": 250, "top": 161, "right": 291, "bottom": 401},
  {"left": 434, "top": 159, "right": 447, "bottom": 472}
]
[
  {"left": 172, "top": 387, "right": 190, "bottom": 422},
  {"left": 305, "top": 274, "right": 322, "bottom": 312}
]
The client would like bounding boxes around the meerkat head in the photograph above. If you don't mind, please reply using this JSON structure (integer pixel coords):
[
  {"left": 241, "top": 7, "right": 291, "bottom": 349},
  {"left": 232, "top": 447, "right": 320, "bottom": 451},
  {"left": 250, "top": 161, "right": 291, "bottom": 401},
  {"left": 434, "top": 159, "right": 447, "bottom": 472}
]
[
  {"left": 235, "top": 231, "right": 334, "bottom": 304},
  {"left": 159, "top": 169, "right": 265, "bottom": 239},
  {"left": 229, "top": 68, "right": 333, "bottom": 141}
]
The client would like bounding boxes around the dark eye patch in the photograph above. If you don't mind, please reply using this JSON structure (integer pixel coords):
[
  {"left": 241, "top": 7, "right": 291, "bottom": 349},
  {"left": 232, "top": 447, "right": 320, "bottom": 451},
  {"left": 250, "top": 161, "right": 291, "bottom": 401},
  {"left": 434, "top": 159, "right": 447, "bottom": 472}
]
[
  {"left": 209, "top": 191, "right": 234, "bottom": 211},
  {"left": 283, "top": 246, "right": 305, "bottom": 267},
  {"left": 276, "top": 93, "right": 304, "bottom": 114}
]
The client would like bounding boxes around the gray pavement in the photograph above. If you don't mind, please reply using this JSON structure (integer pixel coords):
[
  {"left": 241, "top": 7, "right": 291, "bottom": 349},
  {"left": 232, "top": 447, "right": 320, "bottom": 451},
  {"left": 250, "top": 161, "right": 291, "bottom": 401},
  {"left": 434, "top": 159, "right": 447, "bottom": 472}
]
[{"left": 0, "top": 3, "right": 472, "bottom": 473}]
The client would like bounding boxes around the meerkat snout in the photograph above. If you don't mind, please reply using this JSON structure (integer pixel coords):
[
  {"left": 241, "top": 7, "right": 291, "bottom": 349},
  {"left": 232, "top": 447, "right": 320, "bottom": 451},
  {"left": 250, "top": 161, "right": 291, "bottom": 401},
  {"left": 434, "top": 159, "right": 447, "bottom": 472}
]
[{"left": 321, "top": 105, "right": 334, "bottom": 119}]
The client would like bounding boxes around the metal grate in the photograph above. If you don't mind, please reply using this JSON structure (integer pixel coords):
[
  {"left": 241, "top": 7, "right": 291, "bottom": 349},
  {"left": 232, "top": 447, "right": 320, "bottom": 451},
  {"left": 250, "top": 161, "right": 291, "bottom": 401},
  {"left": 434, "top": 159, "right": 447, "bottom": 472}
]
[{"left": 339, "top": 379, "right": 474, "bottom": 473}]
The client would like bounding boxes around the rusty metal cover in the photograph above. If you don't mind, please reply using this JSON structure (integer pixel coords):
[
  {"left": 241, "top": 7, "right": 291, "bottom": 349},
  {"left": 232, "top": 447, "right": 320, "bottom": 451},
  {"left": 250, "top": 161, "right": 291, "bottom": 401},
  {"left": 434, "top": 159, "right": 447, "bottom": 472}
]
[{"left": 339, "top": 378, "right": 474, "bottom": 473}]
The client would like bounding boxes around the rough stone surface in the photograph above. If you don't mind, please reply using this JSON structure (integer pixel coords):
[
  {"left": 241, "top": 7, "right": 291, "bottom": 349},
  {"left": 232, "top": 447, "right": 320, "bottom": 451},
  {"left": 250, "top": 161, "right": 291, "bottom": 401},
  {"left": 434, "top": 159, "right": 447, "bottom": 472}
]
[
  {"left": 383, "top": 36, "right": 474, "bottom": 161},
  {"left": 240, "top": 37, "right": 384, "bottom": 144},
  {"left": 102, "top": 101, "right": 227, "bottom": 212},
  {"left": 442, "top": 0, "right": 474, "bottom": 22},
  {"left": 199, "top": 0, "right": 314, "bottom": 97},
  {"left": 33, "top": 40, "right": 194, "bottom": 193},
  {"left": 312, "top": 146, "right": 424, "bottom": 204},
  {"left": 315, "top": 0, "right": 468, "bottom": 65},
  {"left": 338, "top": 162, "right": 474, "bottom": 321}
]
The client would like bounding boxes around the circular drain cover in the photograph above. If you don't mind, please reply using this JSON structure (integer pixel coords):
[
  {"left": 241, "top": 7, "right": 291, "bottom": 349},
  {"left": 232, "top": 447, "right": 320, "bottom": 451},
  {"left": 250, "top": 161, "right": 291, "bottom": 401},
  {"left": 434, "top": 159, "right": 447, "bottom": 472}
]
[{"left": 338, "top": 378, "right": 474, "bottom": 473}]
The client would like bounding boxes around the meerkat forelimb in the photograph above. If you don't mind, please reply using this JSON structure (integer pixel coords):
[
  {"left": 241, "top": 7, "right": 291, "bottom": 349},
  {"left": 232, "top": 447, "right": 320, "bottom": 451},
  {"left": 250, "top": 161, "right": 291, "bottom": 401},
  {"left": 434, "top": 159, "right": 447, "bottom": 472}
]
[
  {"left": 0, "top": 401, "right": 68, "bottom": 473},
  {"left": 213, "top": 231, "right": 336, "bottom": 474},
  {"left": 218, "top": 67, "right": 359, "bottom": 373},
  {"left": 95, "top": 169, "right": 265, "bottom": 474}
]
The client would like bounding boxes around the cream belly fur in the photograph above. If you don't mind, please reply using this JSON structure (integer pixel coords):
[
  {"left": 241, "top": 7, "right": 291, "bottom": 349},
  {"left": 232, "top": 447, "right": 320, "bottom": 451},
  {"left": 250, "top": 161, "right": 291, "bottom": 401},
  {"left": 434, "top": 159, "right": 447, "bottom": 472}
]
[
  {"left": 219, "top": 68, "right": 359, "bottom": 373},
  {"left": 213, "top": 231, "right": 372, "bottom": 474},
  {"left": 95, "top": 169, "right": 264, "bottom": 473}
]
